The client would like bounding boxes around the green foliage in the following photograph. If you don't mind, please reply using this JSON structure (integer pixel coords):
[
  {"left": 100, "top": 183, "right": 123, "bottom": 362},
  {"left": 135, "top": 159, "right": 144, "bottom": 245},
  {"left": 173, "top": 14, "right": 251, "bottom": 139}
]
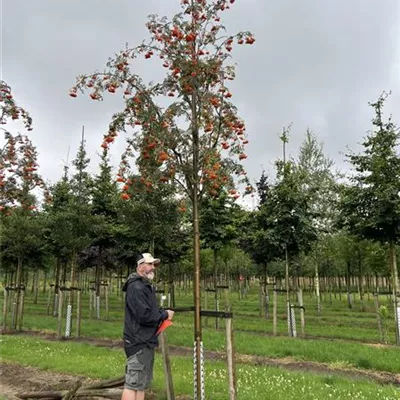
[
  {"left": 200, "top": 192, "right": 239, "bottom": 251},
  {"left": 340, "top": 93, "right": 400, "bottom": 243},
  {"left": 116, "top": 175, "right": 185, "bottom": 260},
  {"left": 239, "top": 173, "right": 277, "bottom": 267},
  {"left": 80, "top": 149, "right": 120, "bottom": 272},
  {"left": 258, "top": 159, "right": 317, "bottom": 259},
  {"left": 72, "top": 1, "right": 255, "bottom": 200},
  {"left": 297, "top": 129, "right": 339, "bottom": 235},
  {"left": 378, "top": 305, "right": 390, "bottom": 344},
  {"left": 91, "top": 149, "right": 118, "bottom": 220},
  {"left": 0, "top": 208, "right": 47, "bottom": 267},
  {"left": 44, "top": 138, "right": 97, "bottom": 274},
  {"left": 255, "top": 170, "right": 269, "bottom": 206}
]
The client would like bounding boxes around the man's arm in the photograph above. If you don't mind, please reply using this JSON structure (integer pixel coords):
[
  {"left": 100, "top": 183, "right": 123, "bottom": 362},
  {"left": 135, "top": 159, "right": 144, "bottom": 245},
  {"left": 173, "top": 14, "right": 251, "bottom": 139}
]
[{"left": 128, "top": 286, "right": 168, "bottom": 327}]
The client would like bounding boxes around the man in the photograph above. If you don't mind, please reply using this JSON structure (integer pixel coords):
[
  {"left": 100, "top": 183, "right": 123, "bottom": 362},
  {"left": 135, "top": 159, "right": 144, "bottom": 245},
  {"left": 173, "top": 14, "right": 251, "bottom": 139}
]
[{"left": 122, "top": 252, "right": 174, "bottom": 400}]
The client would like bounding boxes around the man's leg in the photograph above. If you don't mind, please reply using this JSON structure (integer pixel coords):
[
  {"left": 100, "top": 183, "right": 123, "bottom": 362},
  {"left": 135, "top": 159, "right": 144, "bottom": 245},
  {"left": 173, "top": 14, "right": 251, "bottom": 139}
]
[
  {"left": 135, "top": 391, "right": 145, "bottom": 400},
  {"left": 123, "top": 350, "right": 146, "bottom": 400},
  {"left": 121, "top": 388, "right": 145, "bottom": 400},
  {"left": 123, "top": 348, "right": 153, "bottom": 400},
  {"left": 121, "top": 388, "right": 137, "bottom": 400}
]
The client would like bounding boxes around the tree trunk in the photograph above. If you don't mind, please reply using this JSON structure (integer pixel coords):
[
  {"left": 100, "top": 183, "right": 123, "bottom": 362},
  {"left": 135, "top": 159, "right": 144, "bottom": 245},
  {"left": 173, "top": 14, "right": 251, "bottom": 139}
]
[
  {"left": 389, "top": 242, "right": 400, "bottom": 345},
  {"left": 31, "top": 270, "right": 35, "bottom": 293},
  {"left": 43, "top": 270, "right": 47, "bottom": 294},
  {"left": 213, "top": 248, "right": 219, "bottom": 329},
  {"left": 69, "top": 254, "right": 77, "bottom": 307},
  {"left": 346, "top": 261, "right": 352, "bottom": 309},
  {"left": 54, "top": 258, "right": 61, "bottom": 293},
  {"left": 61, "top": 261, "right": 67, "bottom": 286},
  {"left": 285, "top": 246, "right": 291, "bottom": 336},
  {"left": 33, "top": 271, "right": 39, "bottom": 305},
  {"left": 12, "top": 258, "right": 23, "bottom": 330},
  {"left": 52, "top": 259, "right": 61, "bottom": 315},
  {"left": 315, "top": 262, "right": 321, "bottom": 315},
  {"left": 95, "top": 264, "right": 100, "bottom": 297},
  {"left": 357, "top": 250, "right": 365, "bottom": 311},
  {"left": 193, "top": 186, "right": 203, "bottom": 399},
  {"left": 189, "top": 94, "right": 202, "bottom": 396},
  {"left": 169, "top": 264, "right": 175, "bottom": 308},
  {"left": 263, "top": 263, "right": 269, "bottom": 319}
]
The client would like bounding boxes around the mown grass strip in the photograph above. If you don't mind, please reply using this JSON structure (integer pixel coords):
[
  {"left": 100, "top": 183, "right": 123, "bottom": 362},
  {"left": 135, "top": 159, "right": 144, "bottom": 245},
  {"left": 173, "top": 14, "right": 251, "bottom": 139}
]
[
  {"left": 7, "top": 310, "right": 400, "bottom": 375},
  {"left": 1, "top": 335, "right": 399, "bottom": 400}
]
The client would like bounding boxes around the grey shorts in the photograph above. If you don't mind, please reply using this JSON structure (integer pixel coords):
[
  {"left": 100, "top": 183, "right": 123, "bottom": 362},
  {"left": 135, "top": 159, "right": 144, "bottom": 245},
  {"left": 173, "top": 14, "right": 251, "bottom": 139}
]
[{"left": 124, "top": 347, "right": 155, "bottom": 391}]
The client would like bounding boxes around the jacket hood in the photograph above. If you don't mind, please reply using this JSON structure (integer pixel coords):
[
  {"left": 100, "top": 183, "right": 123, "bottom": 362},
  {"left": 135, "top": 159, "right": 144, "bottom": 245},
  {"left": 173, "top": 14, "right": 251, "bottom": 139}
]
[{"left": 122, "top": 272, "right": 141, "bottom": 292}]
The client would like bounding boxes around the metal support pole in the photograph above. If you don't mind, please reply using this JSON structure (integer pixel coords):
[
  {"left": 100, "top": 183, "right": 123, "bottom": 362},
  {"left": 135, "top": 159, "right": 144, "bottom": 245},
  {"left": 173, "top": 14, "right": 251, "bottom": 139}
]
[
  {"left": 226, "top": 317, "right": 236, "bottom": 400},
  {"left": 57, "top": 289, "right": 63, "bottom": 338},
  {"left": 193, "top": 341, "right": 205, "bottom": 400},
  {"left": 76, "top": 290, "right": 82, "bottom": 338},
  {"left": 96, "top": 296, "right": 100, "bottom": 320},
  {"left": 65, "top": 304, "right": 72, "bottom": 338},
  {"left": 297, "top": 289, "right": 305, "bottom": 336},
  {"left": 289, "top": 305, "right": 297, "bottom": 338}
]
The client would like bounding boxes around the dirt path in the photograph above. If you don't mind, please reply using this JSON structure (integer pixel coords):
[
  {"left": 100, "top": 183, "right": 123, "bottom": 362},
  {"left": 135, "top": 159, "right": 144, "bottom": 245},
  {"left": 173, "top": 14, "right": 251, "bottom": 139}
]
[
  {"left": 2, "top": 329, "right": 400, "bottom": 396},
  {"left": 0, "top": 362, "right": 193, "bottom": 400},
  {"left": 0, "top": 362, "right": 95, "bottom": 399}
]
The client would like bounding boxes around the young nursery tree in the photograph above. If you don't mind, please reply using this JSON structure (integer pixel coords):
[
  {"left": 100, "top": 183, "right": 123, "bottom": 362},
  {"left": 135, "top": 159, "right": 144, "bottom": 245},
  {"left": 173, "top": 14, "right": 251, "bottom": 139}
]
[
  {"left": 0, "top": 80, "right": 47, "bottom": 330},
  {"left": 0, "top": 81, "right": 42, "bottom": 213},
  {"left": 70, "top": 0, "right": 254, "bottom": 392},
  {"left": 296, "top": 129, "right": 339, "bottom": 314},
  {"left": 242, "top": 171, "right": 278, "bottom": 318},
  {"left": 67, "top": 134, "right": 95, "bottom": 305},
  {"left": 256, "top": 130, "right": 317, "bottom": 332},
  {"left": 89, "top": 148, "right": 119, "bottom": 296},
  {"left": 340, "top": 93, "right": 400, "bottom": 344},
  {"left": 200, "top": 191, "right": 239, "bottom": 327}
]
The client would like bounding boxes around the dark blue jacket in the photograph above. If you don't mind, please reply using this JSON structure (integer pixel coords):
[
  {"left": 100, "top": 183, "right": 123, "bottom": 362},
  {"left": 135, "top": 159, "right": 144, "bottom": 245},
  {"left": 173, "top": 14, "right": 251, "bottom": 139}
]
[{"left": 122, "top": 272, "right": 168, "bottom": 357}]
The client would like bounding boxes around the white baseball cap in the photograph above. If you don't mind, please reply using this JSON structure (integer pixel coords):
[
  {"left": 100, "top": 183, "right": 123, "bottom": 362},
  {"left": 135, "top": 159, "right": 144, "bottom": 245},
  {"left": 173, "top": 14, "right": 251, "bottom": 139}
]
[{"left": 136, "top": 252, "right": 161, "bottom": 266}]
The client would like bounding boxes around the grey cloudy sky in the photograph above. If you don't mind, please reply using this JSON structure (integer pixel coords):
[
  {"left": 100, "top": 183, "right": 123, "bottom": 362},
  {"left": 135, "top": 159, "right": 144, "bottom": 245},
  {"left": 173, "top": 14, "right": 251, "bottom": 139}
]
[{"left": 3, "top": 0, "right": 400, "bottom": 202}]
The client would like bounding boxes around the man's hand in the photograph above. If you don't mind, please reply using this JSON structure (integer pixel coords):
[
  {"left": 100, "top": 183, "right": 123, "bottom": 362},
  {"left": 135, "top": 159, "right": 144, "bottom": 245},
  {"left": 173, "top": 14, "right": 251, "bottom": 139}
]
[{"left": 166, "top": 309, "right": 174, "bottom": 320}]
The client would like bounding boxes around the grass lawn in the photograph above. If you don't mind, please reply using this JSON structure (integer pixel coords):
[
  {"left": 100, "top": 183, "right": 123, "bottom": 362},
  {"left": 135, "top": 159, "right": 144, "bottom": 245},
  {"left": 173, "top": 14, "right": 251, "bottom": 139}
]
[
  {"left": 2, "top": 285, "right": 399, "bottom": 375},
  {"left": 1, "top": 335, "right": 399, "bottom": 400}
]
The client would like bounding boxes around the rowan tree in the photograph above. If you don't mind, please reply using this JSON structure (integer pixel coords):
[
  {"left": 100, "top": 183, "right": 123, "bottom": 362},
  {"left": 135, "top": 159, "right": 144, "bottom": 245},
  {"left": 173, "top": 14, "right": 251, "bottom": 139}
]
[
  {"left": 0, "top": 80, "right": 32, "bottom": 130},
  {"left": 0, "top": 81, "right": 45, "bottom": 214},
  {"left": 0, "top": 80, "right": 47, "bottom": 330},
  {"left": 70, "top": 0, "right": 254, "bottom": 392}
]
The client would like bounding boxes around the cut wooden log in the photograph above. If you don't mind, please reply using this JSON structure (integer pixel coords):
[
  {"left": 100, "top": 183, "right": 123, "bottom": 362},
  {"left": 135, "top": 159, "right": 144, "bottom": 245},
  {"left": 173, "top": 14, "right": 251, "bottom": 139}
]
[
  {"left": 17, "top": 388, "right": 122, "bottom": 399},
  {"left": 16, "top": 375, "right": 125, "bottom": 399},
  {"left": 81, "top": 376, "right": 124, "bottom": 390},
  {"left": 62, "top": 380, "right": 81, "bottom": 400}
]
